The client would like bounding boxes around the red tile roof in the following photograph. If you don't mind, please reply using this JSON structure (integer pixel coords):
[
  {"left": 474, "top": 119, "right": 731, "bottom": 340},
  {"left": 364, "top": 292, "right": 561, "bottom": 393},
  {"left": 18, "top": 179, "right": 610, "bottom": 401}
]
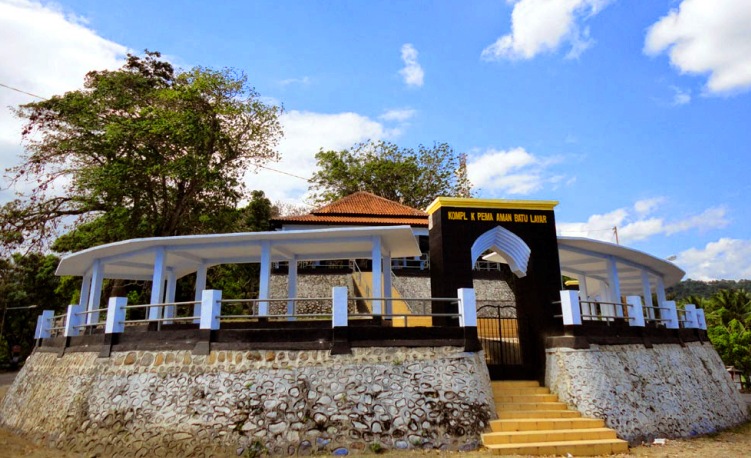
[{"left": 273, "top": 192, "right": 428, "bottom": 227}]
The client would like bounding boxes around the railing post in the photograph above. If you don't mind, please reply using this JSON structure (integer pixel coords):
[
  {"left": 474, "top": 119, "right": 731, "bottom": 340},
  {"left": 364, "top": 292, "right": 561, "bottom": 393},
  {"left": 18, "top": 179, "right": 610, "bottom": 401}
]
[
  {"left": 663, "top": 301, "right": 679, "bottom": 329},
  {"left": 457, "top": 288, "right": 477, "bottom": 327},
  {"left": 331, "top": 286, "right": 351, "bottom": 355},
  {"left": 332, "top": 286, "right": 348, "bottom": 328},
  {"left": 696, "top": 308, "right": 707, "bottom": 330},
  {"left": 200, "top": 289, "right": 221, "bottom": 330},
  {"left": 560, "top": 290, "right": 582, "bottom": 325},
  {"left": 64, "top": 304, "right": 84, "bottom": 337},
  {"left": 683, "top": 304, "right": 698, "bottom": 329},
  {"left": 105, "top": 297, "right": 128, "bottom": 334},
  {"left": 626, "top": 296, "right": 645, "bottom": 327},
  {"left": 35, "top": 310, "right": 55, "bottom": 340}
]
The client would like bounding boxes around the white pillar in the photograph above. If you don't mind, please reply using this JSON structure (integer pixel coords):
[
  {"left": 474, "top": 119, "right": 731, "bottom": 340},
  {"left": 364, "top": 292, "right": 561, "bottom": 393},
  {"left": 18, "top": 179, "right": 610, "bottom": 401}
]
[
  {"left": 663, "top": 301, "right": 679, "bottom": 329},
  {"left": 64, "top": 304, "right": 84, "bottom": 337},
  {"left": 149, "top": 247, "right": 167, "bottom": 321},
  {"left": 193, "top": 264, "right": 207, "bottom": 323},
  {"left": 287, "top": 257, "right": 298, "bottom": 320},
  {"left": 656, "top": 277, "right": 667, "bottom": 322},
  {"left": 626, "top": 296, "right": 645, "bottom": 327},
  {"left": 641, "top": 270, "right": 655, "bottom": 321},
  {"left": 371, "top": 236, "right": 382, "bottom": 315},
  {"left": 87, "top": 259, "right": 104, "bottom": 325},
  {"left": 696, "top": 308, "right": 707, "bottom": 330},
  {"left": 383, "top": 254, "right": 393, "bottom": 317},
  {"left": 458, "top": 288, "right": 477, "bottom": 327},
  {"left": 258, "top": 241, "right": 271, "bottom": 316},
  {"left": 78, "top": 271, "right": 92, "bottom": 317},
  {"left": 576, "top": 274, "right": 590, "bottom": 319},
  {"left": 35, "top": 310, "right": 55, "bottom": 339},
  {"left": 560, "top": 290, "right": 582, "bottom": 326},
  {"left": 606, "top": 256, "right": 623, "bottom": 317},
  {"left": 684, "top": 304, "right": 698, "bottom": 328},
  {"left": 163, "top": 270, "right": 177, "bottom": 324},
  {"left": 332, "top": 286, "right": 348, "bottom": 328},
  {"left": 105, "top": 297, "right": 127, "bottom": 334},
  {"left": 200, "top": 289, "right": 222, "bottom": 330}
]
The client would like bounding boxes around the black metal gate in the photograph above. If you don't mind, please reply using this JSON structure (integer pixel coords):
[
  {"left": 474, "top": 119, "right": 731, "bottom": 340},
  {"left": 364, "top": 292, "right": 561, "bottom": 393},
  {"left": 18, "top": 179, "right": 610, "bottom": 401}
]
[{"left": 477, "top": 303, "right": 533, "bottom": 380}]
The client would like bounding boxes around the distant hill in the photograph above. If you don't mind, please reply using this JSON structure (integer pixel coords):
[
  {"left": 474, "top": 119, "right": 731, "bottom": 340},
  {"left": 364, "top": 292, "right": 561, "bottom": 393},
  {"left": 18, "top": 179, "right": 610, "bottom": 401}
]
[{"left": 667, "top": 279, "right": 751, "bottom": 301}]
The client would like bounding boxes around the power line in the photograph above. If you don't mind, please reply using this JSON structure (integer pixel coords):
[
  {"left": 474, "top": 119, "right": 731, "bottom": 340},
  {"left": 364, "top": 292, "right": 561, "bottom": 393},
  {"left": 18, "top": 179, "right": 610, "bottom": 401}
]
[
  {"left": 256, "top": 164, "right": 311, "bottom": 182},
  {"left": 0, "top": 82, "right": 47, "bottom": 100}
]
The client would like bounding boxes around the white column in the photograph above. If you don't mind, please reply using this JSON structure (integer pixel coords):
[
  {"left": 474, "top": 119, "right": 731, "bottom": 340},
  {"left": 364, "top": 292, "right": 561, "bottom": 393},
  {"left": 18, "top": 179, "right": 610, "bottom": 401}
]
[
  {"left": 64, "top": 304, "right": 84, "bottom": 337},
  {"left": 149, "top": 247, "right": 167, "bottom": 321},
  {"left": 371, "top": 237, "right": 382, "bottom": 315},
  {"left": 383, "top": 254, "right": 393, "bottom": 317},
  {"left": 163, "top": 270, "right": 177, "bottom": 324},
  {"left": 641, "top": 270, "right": 655, "bottom": 321},
  {"left": 458, "top": 288, "right": 477, "bottom": 327},
  {"left": 200, "top": 289, "right": 222, "bottom": 330},
  {"left": 35, "top": 310, "right": 55, "bottom": 339},
  {"left": 560, "top": 290, "right": 582, "bottom": 325},
  {"left": 606, "top": 256, "right": 623, "bottom": 317},
  {"left": 332, "top": 286, "right": 348, "bottom": 328},
  {"left": 576, "top": 274, "right": 590, "bottom": 319},
  {"left": 86, "top": 259, "right": 104, "bottom": 325},
  {"left": 105, "top": 297, "right": 128, "bottom": 334},
  {"left": 696, "top": 309, "right": 707, "bottom": 330},
  {"left": 193, "top": 264, "right": 207, "bottom": 323},
  {"left": 626, "top": 296, "right": 645, "bottom": 327},
  {"left": 258, "top": 241, "right": 271, "bottom": 316},
  {"left": 684, "top": 304, "right": 698, "bottom": 328},
  {"left": 656, "top": 276, "right": 667, "bottom": 322},
  {"left": 663, "top": 301, "right": 679, "bottom": 329},
  {"left": 287, "top": 257, "right": 298, "bottom": 320},
  {"left": 78, "top": 271, "right": 92, "bottom": 316}
]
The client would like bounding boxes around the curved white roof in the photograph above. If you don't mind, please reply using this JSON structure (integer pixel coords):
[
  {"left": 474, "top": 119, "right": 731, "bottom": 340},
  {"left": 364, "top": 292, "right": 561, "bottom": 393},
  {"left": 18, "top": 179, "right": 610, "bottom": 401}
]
[
  {"left": 556, "top": 236, "right": 685, "bottom": 294},
  {"left": 56, "top": 226, "right": 421, "bottom": 281}
]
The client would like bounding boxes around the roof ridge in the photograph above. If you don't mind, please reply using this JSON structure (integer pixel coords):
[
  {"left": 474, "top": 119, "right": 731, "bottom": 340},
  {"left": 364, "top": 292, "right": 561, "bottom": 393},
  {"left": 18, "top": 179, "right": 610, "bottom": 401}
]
[{"left": 312, "top": 191, "right": 427, "bottom": 216}]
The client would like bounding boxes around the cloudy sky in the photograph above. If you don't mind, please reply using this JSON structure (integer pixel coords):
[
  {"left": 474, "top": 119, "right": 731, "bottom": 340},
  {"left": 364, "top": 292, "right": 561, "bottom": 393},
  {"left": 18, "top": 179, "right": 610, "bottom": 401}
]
[{"left": 1, "top": 0, "right": 750, "bottom": 281}]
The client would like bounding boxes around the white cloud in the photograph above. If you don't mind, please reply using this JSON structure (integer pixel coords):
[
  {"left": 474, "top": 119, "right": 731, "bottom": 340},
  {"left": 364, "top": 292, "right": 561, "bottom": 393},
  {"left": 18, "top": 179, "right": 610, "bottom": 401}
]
[
  {"left": 557, "top": 200, "right": 729, "bottom": 244},
  {"left": 645, "top": 0, "right": 751, "bottom": 94},
  {"left": 379, "top": 108, "right": 416, "bottom": 122},
  {"left": 466, "top": 147, "right": 567, "bottom": 195},
  {"left": 244, "top": 110, "right": 390, "bottom": 204},
  {"left": 399, "top": 43, "right": 424, "bottom": 87},
  {"left": 676, "top": 238, "right": 751, "bottom": 280},
  {"left": 481, "top": 0, "right": 612, "bottom": 61},
  {"left": 0, "top": 0, "right": 127, "bottom": 200},
  {"left": 670, "top": 86, "right": 691, "bottom": 105},
  {"left": 278, "top": 76, "right": 311, "bottom": 87}
]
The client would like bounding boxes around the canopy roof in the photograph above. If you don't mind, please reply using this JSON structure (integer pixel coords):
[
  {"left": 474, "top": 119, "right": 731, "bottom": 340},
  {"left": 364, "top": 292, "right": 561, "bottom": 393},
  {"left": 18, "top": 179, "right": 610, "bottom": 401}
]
[
  {"left": 56, "top": 226, "right": 421, "bottom": 281},
  {"left": 556, "top": 236, "right": 685, "bottom": 294}
]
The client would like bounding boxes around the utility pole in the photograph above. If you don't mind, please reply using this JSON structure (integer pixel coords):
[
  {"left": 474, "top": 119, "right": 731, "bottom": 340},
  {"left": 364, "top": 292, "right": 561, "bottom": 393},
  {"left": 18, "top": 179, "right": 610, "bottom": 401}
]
[{"left": 613, "top": 226, "right": 620, "bottom": 245}]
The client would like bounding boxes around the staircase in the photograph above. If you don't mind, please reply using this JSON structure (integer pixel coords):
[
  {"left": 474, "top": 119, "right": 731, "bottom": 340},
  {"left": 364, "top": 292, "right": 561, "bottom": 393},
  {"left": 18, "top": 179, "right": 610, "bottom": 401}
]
[{"left": 482, "top": 381, "right": 629, "bottom": 456}]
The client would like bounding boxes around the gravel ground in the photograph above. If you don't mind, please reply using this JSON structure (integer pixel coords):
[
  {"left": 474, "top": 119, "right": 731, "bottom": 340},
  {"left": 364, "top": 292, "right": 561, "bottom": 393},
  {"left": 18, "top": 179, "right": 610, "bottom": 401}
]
[{"left": 0, "top": 369, "right": 749, "bottom": 457}]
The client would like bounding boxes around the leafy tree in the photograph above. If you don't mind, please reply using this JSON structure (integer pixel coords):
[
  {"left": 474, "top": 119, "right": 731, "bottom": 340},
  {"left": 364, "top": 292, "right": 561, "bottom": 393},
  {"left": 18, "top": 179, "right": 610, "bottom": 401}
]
[
  {"left": 709, "top": 319, "right": 751, "bottom": 390},
  {"left": 309, "top": 140, "right": 473, "bottom": 209},
  {"left": 706, "top": 289, "right": 751, "bottom": 328},
  {"left": 1, "top": 51, "right": 283, "bottom": 254}
]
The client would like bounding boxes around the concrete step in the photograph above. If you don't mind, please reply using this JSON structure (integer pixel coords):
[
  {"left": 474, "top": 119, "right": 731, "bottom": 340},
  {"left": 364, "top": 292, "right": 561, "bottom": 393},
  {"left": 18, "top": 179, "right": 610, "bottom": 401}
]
[
  {"left": 495, "top": 394, "right": 559, "bottom": 403},
  {"left": 496, "top": 402, "right": 569, "bottom": 411},
  {"left": 485, "top": 438, "right": 629, "bottom": 456},
  {"left": 491, "top": 380, "right": 540, "bottom": 389},
  {"left": 490, "top": 417, "right": 605, "bottom": 432},
  {"left": 492, "top": 386, "right": 551, "bottom": 396},
  {"left": 482, "top": 427, "right": 617, "bottom": 445},
  {"left": 498, "top": 409, "right": 583, "bottom": 419}
]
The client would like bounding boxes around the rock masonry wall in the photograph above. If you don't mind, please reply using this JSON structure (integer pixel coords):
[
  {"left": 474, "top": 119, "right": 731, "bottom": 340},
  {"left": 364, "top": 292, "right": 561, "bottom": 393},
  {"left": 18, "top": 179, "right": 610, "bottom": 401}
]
[
  {"left": 545, "top": 342, "right": 749, "bottom": 445},
  {"left": 0, "top": 346, "right": 494, "bottom": 456}
]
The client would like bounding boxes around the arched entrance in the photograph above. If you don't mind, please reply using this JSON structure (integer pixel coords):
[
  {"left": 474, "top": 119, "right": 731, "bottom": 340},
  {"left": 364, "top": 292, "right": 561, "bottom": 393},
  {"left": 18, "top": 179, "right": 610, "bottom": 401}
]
[
  {"left": 426, "top": 197, "right": 563, "bottom": 381},
  {"left": 470, "top": 227, "right": 534, "bottom": 379}
]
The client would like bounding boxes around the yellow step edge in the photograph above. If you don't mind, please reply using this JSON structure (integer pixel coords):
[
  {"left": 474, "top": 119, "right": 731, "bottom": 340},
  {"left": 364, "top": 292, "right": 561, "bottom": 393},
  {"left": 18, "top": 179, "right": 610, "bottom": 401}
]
[
  {"left": 493, "top": 387, "right": 551, "bottom": 395},
  {"left": 498, "top": 410, "right": 583, "bottom": 419},
  {"left": 485, "top": 438, "right": 629, "bottom": 456},
  {"left": 496, "top": 402, "right": 569, "bottom": 411},
  {"left": 495, "top": 394, "right": 559, "bottom": 403},
  {"left": 490, "top": 417, "right": 605, "bottom": 432},
  {"left": 482, "top": 427, "right": 617, "bottom": 445},
  {"left": 491, "top": 380, "right": 540, "bottom": 388}
]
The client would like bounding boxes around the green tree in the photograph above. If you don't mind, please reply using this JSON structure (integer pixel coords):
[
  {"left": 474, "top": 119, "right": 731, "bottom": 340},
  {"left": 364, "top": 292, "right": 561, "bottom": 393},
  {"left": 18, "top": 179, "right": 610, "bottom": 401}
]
[
  {"left": 1, "top": 51, "right": 283, "bottom": 254},
  {"left": 309, "top": 140, "right": 473, "bottom": 209},
  {"left": 706, "top": 289, "right": 751, "bottom": 328},
  {"left": 708, "top": 319, "right": 751, "bottom": 390}
]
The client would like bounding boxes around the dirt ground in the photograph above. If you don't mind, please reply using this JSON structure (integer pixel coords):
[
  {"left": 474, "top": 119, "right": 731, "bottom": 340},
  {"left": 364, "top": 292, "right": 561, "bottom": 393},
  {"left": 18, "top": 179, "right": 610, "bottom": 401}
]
[{"left": 0, "top": 372, "right": 749, "bottom": 457}]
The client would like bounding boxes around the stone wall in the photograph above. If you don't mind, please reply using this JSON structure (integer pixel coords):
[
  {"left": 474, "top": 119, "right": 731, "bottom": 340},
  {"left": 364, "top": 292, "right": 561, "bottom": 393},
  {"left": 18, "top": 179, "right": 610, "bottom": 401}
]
[
  {"left": 545, "top": 342, "right": 749, "bottom": 445},
  {"left": 268, "top": 273, "right": 355, "bottom": 315},
  {"left": 0, "top": 346, "right": 494, "bottom": 456}
]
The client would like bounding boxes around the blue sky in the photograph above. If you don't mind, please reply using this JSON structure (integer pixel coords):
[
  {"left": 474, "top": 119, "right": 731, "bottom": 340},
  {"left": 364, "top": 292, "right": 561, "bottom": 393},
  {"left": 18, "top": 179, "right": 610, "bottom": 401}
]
[{"left": 1, "top": 0, "right": 750, "bottom": 280}]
